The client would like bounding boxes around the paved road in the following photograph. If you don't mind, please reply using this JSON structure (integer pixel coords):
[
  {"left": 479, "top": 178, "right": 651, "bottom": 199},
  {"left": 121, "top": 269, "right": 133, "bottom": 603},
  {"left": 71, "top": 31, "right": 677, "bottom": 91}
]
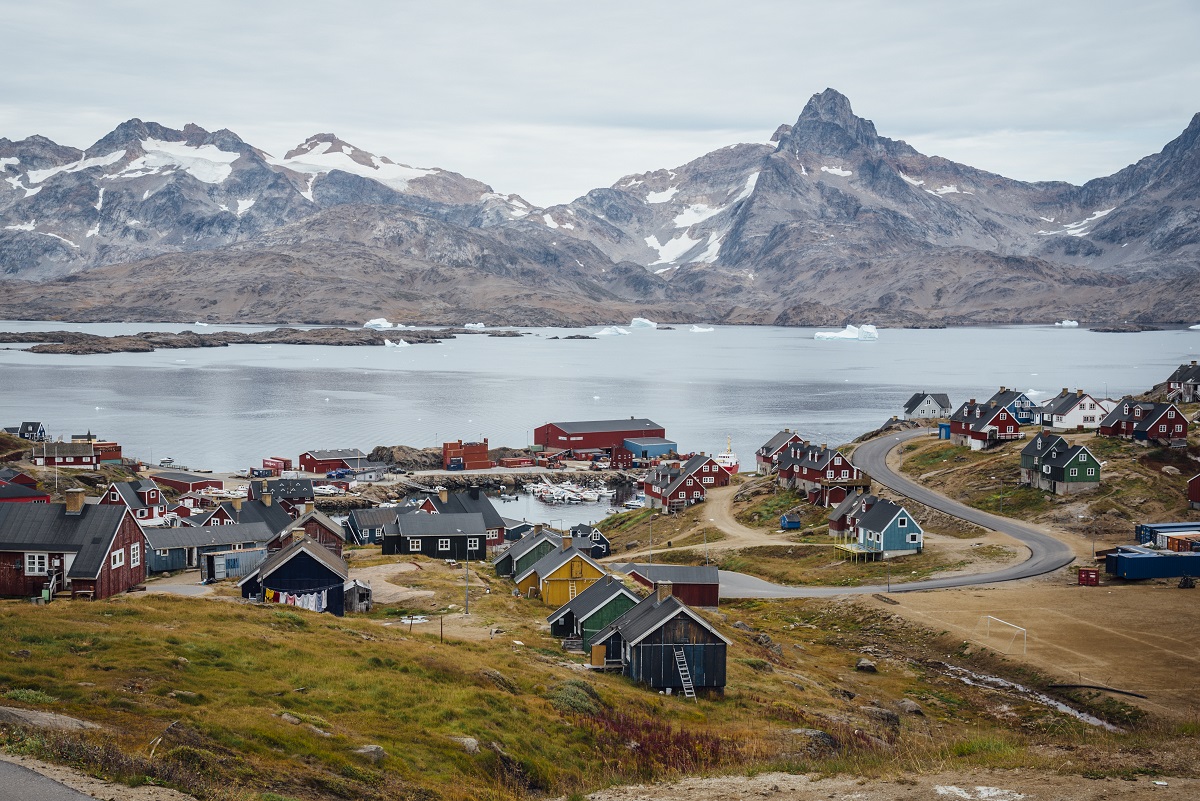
[
  {"left": 719, "top": 428, "right": 1075, "bottom": 598},
  {"left": 0, "top": 759, "right": 96, "bottom": 801}
]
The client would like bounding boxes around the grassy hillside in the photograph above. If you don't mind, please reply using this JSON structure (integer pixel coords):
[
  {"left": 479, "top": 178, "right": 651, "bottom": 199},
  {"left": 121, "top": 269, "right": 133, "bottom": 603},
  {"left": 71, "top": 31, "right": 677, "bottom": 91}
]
[{"left": 2, "top": 588, "right": 1197, "bottom": 800}]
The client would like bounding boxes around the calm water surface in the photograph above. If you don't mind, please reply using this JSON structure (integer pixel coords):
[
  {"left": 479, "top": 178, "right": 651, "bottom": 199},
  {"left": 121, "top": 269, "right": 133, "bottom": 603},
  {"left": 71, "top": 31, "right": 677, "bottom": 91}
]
[{"left": 2, "top": 322, "right": 1196, "bottom": 475}]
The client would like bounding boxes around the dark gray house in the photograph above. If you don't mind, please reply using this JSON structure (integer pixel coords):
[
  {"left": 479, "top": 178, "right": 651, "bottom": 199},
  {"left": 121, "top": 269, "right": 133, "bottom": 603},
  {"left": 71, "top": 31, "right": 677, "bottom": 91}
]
[
  {"left": 344, "top": 507, "right": 396, "bottom": 545},
  {"left": 384, "top": 512, "right": 487, "bottom": 560},
  {"left": 591, "top": 582, "right": 730, "bottom": 697},
  {"left": 569, "top": 524, "right": 611, "bottom": 559},
  {"left": 547, "top": 574, "right": 640, "bottom": 648}
]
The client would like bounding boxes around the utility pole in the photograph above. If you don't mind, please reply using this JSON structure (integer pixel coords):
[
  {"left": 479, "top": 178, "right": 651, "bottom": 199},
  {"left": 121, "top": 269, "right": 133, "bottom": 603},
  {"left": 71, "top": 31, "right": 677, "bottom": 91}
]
[{"left": 461, "top": 529, "right": 468, "bottom": 615}]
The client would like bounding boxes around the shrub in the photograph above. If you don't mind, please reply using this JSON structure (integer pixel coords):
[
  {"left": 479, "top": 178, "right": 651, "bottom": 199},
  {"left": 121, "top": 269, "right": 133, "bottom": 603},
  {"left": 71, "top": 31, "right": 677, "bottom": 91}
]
[
  {"left": 3, "top": 688, "right": 57, "bottom": 704},
  {"left": 545, "top": 680, "right": 604, "bottom": 716}
]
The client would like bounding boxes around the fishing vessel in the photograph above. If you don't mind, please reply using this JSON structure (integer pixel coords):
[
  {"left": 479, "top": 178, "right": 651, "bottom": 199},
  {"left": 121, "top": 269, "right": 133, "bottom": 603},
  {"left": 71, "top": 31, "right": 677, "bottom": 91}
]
[{"left": 713, "top": 437, "right": 739, "bottom": 475}]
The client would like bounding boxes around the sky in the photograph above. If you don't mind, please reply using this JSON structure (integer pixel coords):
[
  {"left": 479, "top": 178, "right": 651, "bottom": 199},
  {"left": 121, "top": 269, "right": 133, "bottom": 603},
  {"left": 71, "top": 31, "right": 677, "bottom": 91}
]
[{"left": 2, "top": 0, "right": 1198, "bottom": 207}]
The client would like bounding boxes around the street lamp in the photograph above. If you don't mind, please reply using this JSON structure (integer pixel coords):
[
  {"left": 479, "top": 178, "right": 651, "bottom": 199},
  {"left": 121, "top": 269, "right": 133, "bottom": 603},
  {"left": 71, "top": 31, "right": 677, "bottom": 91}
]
[{"left": 459, "top": 529, "right": 468, "bottom": 615}]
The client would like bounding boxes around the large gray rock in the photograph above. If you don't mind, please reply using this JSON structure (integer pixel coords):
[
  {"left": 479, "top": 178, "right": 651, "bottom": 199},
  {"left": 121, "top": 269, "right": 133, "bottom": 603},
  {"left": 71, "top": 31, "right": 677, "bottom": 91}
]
[
  {"left": 450, "top": 736, "right": 480, "bottom": 755},
  {"left": 860, "top": 706, "right": 901, "bottom": 729},
  {"left": 787, "top": 728, "right": 840, "bottom": 754},
  {"left": 897, "top": 699, "right": 924, "bottom": 716},
  {"left": 354, "top": 745, "right": 387, "bottom": 763},
  {"left": 855, "top": 657, "right": 877, "bottom": 673},
  {"left": 0, "top": 706, "right": 100, "bottom": 731}
]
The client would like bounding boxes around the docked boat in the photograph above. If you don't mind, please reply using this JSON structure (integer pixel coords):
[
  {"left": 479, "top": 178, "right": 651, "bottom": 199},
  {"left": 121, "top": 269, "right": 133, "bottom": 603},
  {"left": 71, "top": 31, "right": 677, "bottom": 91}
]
[
  {"left": 713, "top": 437, "right": 739, "bottom": 475},
  {"left": 623, "top": 498, "right": 645, "bottom": 509},
  {"left": 499, "top": 492, "right": 518, "bottom": 501}
]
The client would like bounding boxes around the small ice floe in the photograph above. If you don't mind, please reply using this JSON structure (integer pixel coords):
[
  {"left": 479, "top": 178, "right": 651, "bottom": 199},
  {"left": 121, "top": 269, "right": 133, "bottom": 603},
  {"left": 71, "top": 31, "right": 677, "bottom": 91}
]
[
  {"left": 363, "top": 317, "right": 394, "bottom": 330},
  {"left": 463, "top": 322, "right": 485, "bottom": 330},
  {"left": 689, "top": 324, "right": 714, "bottom": 332},
  {"left": 595, "top": 326, "right": 630, "bottom": 336},
  {"left": 384, "top": 338, "right": 410, "bottom": 348},
  {"left": 194, "top": 321, "right": 208, "bottom": 326},
  {"left": 814, "top": 324, "right": 878, "bottom": 341},
  {"left": 1189, "top": 323, "right": 1200, "bottom": 330},
  {"left": 629, "top": 317, "right": 657, "bottom": 329},
  {"left": 1054, "top": 319, "right": 1080, "bottom": 327}
]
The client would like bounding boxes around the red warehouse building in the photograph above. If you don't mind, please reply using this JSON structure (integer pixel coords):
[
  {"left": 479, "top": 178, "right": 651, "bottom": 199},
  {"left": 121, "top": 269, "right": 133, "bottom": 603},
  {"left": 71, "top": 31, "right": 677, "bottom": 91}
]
[
  {"left": 534, "top": 418, "right": 665, "bottom": 453},
  {"left": 298, "top": 449, "right": 369, "bottom": 474},
  {"left": 153, "top": 472, "right": 223, "bottom": 494}
]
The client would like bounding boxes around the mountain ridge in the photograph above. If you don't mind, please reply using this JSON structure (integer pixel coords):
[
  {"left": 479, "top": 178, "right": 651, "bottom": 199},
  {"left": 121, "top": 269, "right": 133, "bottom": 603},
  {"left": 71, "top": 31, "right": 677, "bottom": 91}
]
[{"left": 1, "top": 90, "right": 1198, "bottom": 326}]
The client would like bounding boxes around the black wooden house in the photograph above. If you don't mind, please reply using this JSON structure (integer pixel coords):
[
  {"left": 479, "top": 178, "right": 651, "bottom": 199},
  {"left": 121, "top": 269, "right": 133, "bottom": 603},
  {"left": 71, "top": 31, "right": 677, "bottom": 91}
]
[
  {"left": 239, "top": 536, "right": 352, "bottom": 616},
  {"left": 384, "top": 512, "right": 487, "bottom": 561},
  {"left": 591, "top": 582, "right": 729, "bottom": 696}
]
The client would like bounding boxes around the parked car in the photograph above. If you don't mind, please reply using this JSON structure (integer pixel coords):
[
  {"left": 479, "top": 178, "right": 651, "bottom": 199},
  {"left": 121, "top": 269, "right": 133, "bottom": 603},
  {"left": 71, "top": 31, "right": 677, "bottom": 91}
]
[{"left": 313, "top": 484, "right": 341, "bottom": 496}]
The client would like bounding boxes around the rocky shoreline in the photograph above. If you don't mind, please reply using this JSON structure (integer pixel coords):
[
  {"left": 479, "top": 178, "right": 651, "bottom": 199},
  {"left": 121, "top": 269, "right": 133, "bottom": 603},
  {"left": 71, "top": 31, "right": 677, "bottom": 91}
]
[{"left": 0, "top": 327, "right": 525, "bottom": 355}]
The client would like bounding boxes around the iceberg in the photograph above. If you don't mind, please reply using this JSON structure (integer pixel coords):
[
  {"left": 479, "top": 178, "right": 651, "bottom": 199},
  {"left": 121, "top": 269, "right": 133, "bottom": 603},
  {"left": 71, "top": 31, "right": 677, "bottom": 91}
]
[
  {"left": 463, "top": 322, "right": 485, "bottom": 330},
  {"left": 814, "top": 324, "right": 878, "bottom": 341},
  {"left": 1054, "top": 319, "right": 1080, "bottom": 327},
  {"left": 364, "top": 317, "right": 394, "bottom": 330},
  {"left": 384, "top": 339, "right": 409, "bottom": 348},
  {"left": 630, "top": 317, "right": 658, "bottom": 329},
  {"left": 690, "top": 324, "right": 714, "bottom": 333},
  {"left": 595, "top": 326, "right": 631, "bottom": 336},
  {"left": 1188, "top": 324, "right": 1200, "bottom": 330}
]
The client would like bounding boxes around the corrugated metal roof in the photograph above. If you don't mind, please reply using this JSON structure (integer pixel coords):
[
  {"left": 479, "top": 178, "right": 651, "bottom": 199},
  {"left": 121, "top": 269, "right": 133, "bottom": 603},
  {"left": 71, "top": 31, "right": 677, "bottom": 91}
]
[
  {"left": 395, "top": 512, "right": 486, "bottom": 537},
  {"left": 144, "top": 522, "right": 274, "bottom": 550},
  {"left": 0, "top": 503, "right": 128, "bottom": 579},
  {"left": 547, "top": 418, "right": 662, "bottom": 434}
]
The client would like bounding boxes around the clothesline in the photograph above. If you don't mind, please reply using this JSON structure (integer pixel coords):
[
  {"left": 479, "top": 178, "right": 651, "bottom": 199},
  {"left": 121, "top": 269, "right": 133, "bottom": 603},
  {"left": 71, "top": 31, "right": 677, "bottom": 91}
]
[{"left": 264, "top": 587, "right": 330, "bottom": 613}]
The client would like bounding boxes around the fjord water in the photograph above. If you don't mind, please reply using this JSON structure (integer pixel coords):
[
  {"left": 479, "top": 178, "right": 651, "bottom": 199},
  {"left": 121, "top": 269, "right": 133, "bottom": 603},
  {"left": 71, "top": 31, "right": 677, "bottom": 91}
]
[{"left": 0, "top": 322, "right": 1195, "bottom": 473}]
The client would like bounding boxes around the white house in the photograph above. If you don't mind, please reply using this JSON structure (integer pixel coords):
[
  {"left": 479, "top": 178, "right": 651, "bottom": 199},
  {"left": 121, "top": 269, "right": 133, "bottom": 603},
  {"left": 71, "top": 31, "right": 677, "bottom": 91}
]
[{"left": 1039, "top": 389, "right": 1113, "bottom": 432}]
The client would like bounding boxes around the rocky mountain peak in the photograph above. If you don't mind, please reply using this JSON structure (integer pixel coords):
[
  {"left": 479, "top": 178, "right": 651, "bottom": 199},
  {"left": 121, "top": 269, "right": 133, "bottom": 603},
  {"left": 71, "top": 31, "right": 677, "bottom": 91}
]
[
  {"left": 285, "top": 133, "right": 384, "bottom": 168},
  {"left": 780, "top": 88, "right": 883, "bottom": 156}
]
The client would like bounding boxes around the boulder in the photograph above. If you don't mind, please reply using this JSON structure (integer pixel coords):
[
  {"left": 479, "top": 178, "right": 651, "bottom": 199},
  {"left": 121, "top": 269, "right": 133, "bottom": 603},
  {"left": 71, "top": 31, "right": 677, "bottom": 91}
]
[
  {"left": 0, "top": 706, "right": 100, "bottom": 731},
  {"left": 354, "top": 745, "right": 387, "bottom": 763},
  {"left": 897, "top": 699, "right": 924, "bottom": 716},
  {"left": 855, "top": 657, "right": 877, "bottom": 673},
  {"left": 1162, "top": 465, "right": 1181, "bottom": 475},
  {"left": 732, "top": 621, "right": 753, "bottom": 632},
  {"left": 788, "top": 728, "right": 840, "bottom": 754},
  {"left": 860, "top": 706, "right": 901, "bottom": 728},
  {"left": 280, "top": 712, "right": 301, "bottom": 724},
  {"left": 450, "top": 736, "right": 480, "bottom": 755}
]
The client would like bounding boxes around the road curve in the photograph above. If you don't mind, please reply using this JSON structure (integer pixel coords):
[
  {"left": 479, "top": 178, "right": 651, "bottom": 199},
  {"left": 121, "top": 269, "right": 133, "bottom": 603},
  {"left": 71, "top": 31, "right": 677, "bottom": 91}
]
[
  {"left": 719, "top": 428, "right": 1075, "bottom": 598},
  {"left": 0, "top": 758, "right": 96, "bottom": 801}
]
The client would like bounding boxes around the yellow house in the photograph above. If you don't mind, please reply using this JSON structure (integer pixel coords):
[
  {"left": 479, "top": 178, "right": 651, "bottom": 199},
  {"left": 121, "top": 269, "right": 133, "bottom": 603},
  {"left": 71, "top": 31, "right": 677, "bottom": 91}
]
[{"left": 514, "top": 538, "right": 606, "bottom": 606}]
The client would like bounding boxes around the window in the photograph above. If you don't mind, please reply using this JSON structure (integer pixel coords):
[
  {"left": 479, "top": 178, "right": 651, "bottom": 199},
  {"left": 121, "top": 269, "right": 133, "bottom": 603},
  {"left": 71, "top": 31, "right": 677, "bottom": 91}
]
[
  {"left": 1006, "top": 426, "right": 1014, "bottom": 433},
  {"left": 110, "top": 491, "right": 119, "bottom": 501},
  {"left": 840, "top": 470, "right": 849, "bottom": 478},
  {"left": 907, "top": 533, "right": 920, "bottom": 543},
  {"left": 156, "top": 549, "right": 169, "bottom": 557},
  {"left": 1087, "top": 468, "right": 1096, "bottom": 476},
  {"left": 702, "top": 476, "right": 713, "bottom": 484},
  {"left": 1043, "top": 465, "right": 1050, "bottom": 474},
  {"left": 130, "top": 542, "right": 141, "bottom": 568},
  {"left": 826, "top": 470, "right": 834, "bottom": 478},
  {"left": 111, "top": 548, "right": 125, "bottom": 569},
  {"left": 1176, "top": 425, "right": 1184, "bottom": 433},
  {"left": 1168, "top": 410, "right": 1175, "bottom": 418},
  {"left": 408, "top": 538, "right": 421, "bottom": 551},
  {"left": 1159, "top": 425, "right": 1167, "bottom": 433},
  {"left": 24, "top": 553, "right": 47, "bottom": 575},
  {"left": 898, "top": 517, "right": 907, "bottom": 528},
  {"left": 137, "top": 509, "right": 146, "bottom": 518},
  {"left": 437, "top": 538, "right": 450, "bottom": 552},
  {"left": 834, "top": 457, "right": 842, "bottom": 465},
  {"left": 1069, "top": 468, "right": 1078, "bottom": 477},
  {"left": 693, "top": 490, "right": 701, "bottom": 498},
  {"left": 686, "top": 478, "right": 693, "bottom": 486},
  {"left": 467, "top": 537, "right": 479, "bottom": 550}
]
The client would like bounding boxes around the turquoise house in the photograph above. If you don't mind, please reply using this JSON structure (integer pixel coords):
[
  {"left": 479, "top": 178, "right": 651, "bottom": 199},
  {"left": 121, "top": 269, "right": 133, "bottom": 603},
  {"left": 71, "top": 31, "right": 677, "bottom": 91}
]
[{"left": 853, "top": 499, "right": 923, "bottom": 559}]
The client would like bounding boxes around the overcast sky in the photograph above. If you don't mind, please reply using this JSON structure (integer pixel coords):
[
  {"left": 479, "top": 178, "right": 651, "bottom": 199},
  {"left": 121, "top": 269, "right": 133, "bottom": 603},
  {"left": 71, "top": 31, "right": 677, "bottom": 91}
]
[{"left": 3, "top": 0, "right": 1198, "bottom": 206}]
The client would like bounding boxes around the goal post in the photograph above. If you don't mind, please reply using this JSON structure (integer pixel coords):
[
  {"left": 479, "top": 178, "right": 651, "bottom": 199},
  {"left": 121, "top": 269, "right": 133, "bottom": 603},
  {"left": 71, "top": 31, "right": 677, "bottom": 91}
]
[{"left": 972, "top": 615, "right": 1027, "bottom": 655}]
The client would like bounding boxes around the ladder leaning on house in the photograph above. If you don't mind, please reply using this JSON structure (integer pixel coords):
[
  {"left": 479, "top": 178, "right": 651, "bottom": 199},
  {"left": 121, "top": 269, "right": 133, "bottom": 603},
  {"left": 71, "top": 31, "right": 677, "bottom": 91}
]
[
  {"left": 568, "top": 580, "right": 578, "bottom": 600},
  {"left": 674, "top": 647, "right": 696, "bottom": 700}
]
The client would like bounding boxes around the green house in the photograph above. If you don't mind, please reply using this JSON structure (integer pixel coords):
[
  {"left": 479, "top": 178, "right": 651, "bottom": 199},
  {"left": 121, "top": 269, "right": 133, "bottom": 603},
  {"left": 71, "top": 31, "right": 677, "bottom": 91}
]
[
  {"left": 547, "top": 574, "right": 640, "bottom": 648},
  {"left": 493, "top": 529, "right": 560, "bottom": 578},
  {"left": 1035, "top": 443, "right": 1100, "bottom": 495},
  {"left": 1019, "top": 432, "right": 1068, "bottom": 486}
]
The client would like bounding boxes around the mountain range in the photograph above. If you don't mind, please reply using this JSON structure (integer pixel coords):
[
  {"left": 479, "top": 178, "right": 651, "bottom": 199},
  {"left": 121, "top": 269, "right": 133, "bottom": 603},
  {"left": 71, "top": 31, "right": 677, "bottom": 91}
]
[{"left": 1, "top": 89, "right": 1198, "bottom": 326}]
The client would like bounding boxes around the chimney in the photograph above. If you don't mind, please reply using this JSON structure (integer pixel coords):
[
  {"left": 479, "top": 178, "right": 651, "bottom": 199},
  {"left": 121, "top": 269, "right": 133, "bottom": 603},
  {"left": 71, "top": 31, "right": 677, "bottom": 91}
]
[
  {"left": 64, "top": 488, "right": 85, "bottom": 515},
  {"left": 438, "top": 488, "right": 448, "bottom": 504},
  {"left": 655, "top": 581, "right": 673, "bottom": 603},
  {"left": 990, "top": 401, "right": 997, "bottom": 408},
  {"left": 561, "top": 536, "right": 573, "bottom": 552},
  {"left": 1076, "top": 389, "right": 1083, "bottom": 397},
  {"left": 231, "top": 497, "right": 243, "bottom": 511},
  {"left": 1000, "top": 386, "right": 1007, "bottom": 393},
  {"left": 533, "top": 524, "right": 543, "bottom": 534},
  {"left": 820, "top": 443, "right": 827, "bottom": 451},
  {"left": 262, "top": 492, "right": 273, "bottom": 507},
  {"left": 784, "top": 428, "right": 790, "bottom": 433},
  {"left": 468, "top": 486, "right": 479, "bottom": 500},
  {"left": 1062, "top": 387, "right": 1068, "bottom": 395},
  {"left": 305, "top": 501, "right": 315, "bottom": 515},
  {"left": 969, "top": 398, "right": 976, "bottom": 405}
]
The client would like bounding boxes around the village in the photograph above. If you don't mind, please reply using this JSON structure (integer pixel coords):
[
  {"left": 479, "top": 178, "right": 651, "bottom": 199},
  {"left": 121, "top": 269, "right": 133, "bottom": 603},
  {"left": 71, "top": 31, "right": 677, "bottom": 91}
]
[{"left": 1, "top": 360, "right": 1199, "bottom": 799}]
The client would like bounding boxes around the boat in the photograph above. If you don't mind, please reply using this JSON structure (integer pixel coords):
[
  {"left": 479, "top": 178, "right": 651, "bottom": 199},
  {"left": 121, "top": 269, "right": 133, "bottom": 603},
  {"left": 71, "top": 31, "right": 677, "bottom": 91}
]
[
  {"left": 579, "top": 490, "right": 600, "bottom": 502},
  {"left": 623, "top": 498, "right": 645, "bottom": 509},
  {"left": 597, "top": 487, "right": 616, "bottom": 498},
  {"left": 713, "top": 436, "right": 739, "bottom": 475},
  {"left": 158, "top": 457, "right": 175, "bottom": 467},
  {"left": 499, "top": 493, "right": 518, "bottom": 501}
]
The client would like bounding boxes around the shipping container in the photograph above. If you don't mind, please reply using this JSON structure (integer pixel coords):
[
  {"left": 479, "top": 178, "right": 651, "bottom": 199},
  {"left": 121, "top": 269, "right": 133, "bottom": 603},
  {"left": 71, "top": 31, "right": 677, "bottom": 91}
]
[{"left": 1105, "top": 546, "right": 1200, "bottom": 580}]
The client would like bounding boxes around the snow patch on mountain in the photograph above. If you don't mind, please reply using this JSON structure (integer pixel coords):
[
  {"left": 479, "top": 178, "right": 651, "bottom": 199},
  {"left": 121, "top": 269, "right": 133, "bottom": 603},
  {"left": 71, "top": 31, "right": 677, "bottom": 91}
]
[
  {"left": 1037, "top": 207, "right": 1116, "bottom": 237},
  {"left": 272, "top": 139, "right": 433, "bottom": 191},
  {"left": 645, "top": 231, "right": 701, "bottom": 265},
  {"left": 86, "top": 224, "right": 99, "bottom": 238},
  {"left": 645, "top": 187, "right": 678, "bottom": 203},
  {"left": 733, "top": 171, "right": 759, "bottom": 203},
  {"left": 673, "top": 203, "right": 722, "bottom": 228},
  {"left": 820, "top": 166, "right": 852, "bottom": 177},
  {"left": 26, "top": 151, "right": 124, "bottom": 185},
  {"left": 899, "top": 171, "right": 924, "bottom": 187},
  {"left": 543, "top": 213, "right": 558, "bottom": 229},
  {"left": 927, "top": 185, "right": 961, "bottom": 195},
  {"left": 692, "top": 232, "right": 722, "bottom": 264},
  {"left": 4, "top": 220, "right": 36, "bottom": 231},
  {"left": 236, "top": 198, "right": 255, "bottom": 217},
  {"left": 94, "top": 188, "right": 104, "bottom": 211}
]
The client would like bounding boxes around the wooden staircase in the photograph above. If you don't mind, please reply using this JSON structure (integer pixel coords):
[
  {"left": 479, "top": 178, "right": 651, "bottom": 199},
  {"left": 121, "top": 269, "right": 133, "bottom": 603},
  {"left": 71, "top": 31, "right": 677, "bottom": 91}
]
[{"left": 674, "top": 647, "right": 696, "bottom": 700}]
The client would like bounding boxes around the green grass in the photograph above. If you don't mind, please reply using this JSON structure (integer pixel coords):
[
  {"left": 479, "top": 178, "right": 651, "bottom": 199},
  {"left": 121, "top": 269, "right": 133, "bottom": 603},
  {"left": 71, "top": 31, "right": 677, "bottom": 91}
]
[{"left": 734, "top": 489, "right": 820, "bottom": 529}]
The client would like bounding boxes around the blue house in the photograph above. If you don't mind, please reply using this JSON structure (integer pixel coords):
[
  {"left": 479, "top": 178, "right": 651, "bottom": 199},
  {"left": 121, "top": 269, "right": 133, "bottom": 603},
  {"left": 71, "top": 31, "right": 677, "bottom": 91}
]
[
  {"left": 239, "top": 535, "right": 354, "bottom": 616},
  {"left": 850, "top": 499, "right": 923, "bottom": 559},
  {"left": 623, "top": 437, "right": 678, "bottom": 459},
  {"left": 780, "top": 513, "right": 803, "bottom": 530},
  {"left": 570, "top": 524, "right": 611, "bottom": 559},
  {"left": 984, "top": 387, "right": 1040, "bottom": 425},
  {"left": 143, "top": 522, "right": 275, "bottom": 572}
]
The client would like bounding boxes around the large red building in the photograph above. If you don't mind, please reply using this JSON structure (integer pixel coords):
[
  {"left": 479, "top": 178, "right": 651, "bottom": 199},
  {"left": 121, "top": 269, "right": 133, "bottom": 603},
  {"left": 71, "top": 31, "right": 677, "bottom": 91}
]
[
  {"left": 534, "top": 418, "right": 665, "bottom": 453},
  {"left": 298, "top": 449, "right": 369, "bottom": 474}
]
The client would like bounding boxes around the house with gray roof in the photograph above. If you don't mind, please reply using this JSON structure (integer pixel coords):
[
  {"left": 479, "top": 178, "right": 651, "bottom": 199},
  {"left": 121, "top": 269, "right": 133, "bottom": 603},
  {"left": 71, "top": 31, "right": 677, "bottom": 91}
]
[
  {"left": 384, "top": 512, "right": 487, "bottom": 560},
  {"left": 99, "top": 479, "right": 169, "bottom": 526},
  {"left": 843, "top": 499, "right": 923, "bottom": 559},
  {"left": 547, "top": 574, "right": 640, "bottom": 648},
  {"left": 902, "top": 392, "right": 952, "bottom": 420},
  {"left": 493, "top": 527, "right": 560, "bottom": 577},
  {"left": 144, "top": 522, "right": 275, "bottom": 573},
  {"left": 1039, "top": 389, "right": 1110, "bottom": 431},
  {"left": 0, "top": 490, "right": 146, "bottom": 599},
  {"left": 1166, "top": 360, "right": 1200, "bottom": 404},
  {"left": 755, "top": 429, "right": 803, "bottom": 474},
  {"left": 239, "top": 536, "right": 363, "bottom": 616}
]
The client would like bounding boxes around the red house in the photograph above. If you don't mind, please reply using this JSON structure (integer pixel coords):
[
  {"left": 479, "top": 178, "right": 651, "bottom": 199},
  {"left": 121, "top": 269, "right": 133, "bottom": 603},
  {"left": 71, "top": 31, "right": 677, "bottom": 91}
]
[
  {"left": 152, "top": 472, "right": 223, "bottom": 494},
  {"left": 643, "top": 454, "right": 730, "bottom": 511},
  {"left": 0, "top": 483, "right": 50, "bottom": 503},
  {"left": 756, "top": 429, "right": 803, "bottom": 474},
  {"left": 622, "top": 564, "right": 720, "bottom": 607},
  {"left": 298, "top": 449, "right": 368, "bottom": 474},
  {"left": 1188, "top": 474, "right": 1200, "bottom": 511},
  {"left": 777, "top": 442, "right": 870, "bottom": 507},
  {"left": 827, "top": 491, "right": 875, "bottom": 537},
  {"left": 534, "top": 418, "right": 665, "bottom": 453},
  {"left": 267, "top": 509, "right": 347, "bottom": 557},
  {"left": 1098, "top": 400, "right": 1187, "bottom": 444},
  {"left": 100, "top": 479, "right": 168, "bottom": 525},
  {"left": 30, "top": 442, "right": 98, "bottom": 469},
  {"left": 0, "top": 489, "right": 146, "bottom": 599},
  {"left": 949, "top": 399, "right": 1024, "bottom": 451}
]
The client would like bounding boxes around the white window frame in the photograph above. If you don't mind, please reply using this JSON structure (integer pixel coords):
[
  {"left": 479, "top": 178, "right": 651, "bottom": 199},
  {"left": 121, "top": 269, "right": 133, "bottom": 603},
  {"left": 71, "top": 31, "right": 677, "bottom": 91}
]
[
  {"left": 156, "top": 549, "right": 170, "bottom": 557},
  {"left": 437, "top": 538, "right": 450, "bottom": 552},
  {"left": 110, "top": 491, "right": 120, "bottom": 501},
  {"left": 1087, "top": 468, "right": 1096, "bottom": 476},
  {"left": 467, "top": 537, "right": 479, "bottom": 550},
  {"left": 24, "top": 552, "right": 48, "bottom": 576},
  {"left": 111, "top": 548, "right": 125, "bottom": 569},
  {"left": 130, "top": 542, "right": 141, "bottom": 568},
  {"left": 693, "top": 490, "right": 701, "bottom": 498},
  {"left": 1159, "top": 425, "right": 1167, "bottom": 433},
  {"left": 898, "top": 517, "right": 907, "bottom": 528},
  {"left": 907, "top": 533, "right": 920, "bottom": 543},
  {"left": 407, "top": 538, "right": 421, "bottom": 551},
  {"left": 1069, "top": 468, "right": 1078, "bottom": 477}
]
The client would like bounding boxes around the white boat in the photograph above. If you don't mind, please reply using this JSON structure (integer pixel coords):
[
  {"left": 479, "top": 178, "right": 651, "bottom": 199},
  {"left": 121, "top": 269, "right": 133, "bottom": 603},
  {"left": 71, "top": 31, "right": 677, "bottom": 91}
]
[
  {"left": 597, "top": 487, "right": 616, "bottom": 498},
  {"left": 713, "top": 436, "right": 739, "bottom": 475},
  {"left": 364, "top": 318, "right": 394, "bottom": 330},
  {"left": 158, "top": 457, "right": 175, "bottom": 467},
  {"left": 579, "top": 490, "right": 600, "bottom": 502},
  {"left": 499, "top": 493, "right": 518, "bottom": 501},
  {"left": 623, "top": 498, "right": 645, "bottom": 509}
]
